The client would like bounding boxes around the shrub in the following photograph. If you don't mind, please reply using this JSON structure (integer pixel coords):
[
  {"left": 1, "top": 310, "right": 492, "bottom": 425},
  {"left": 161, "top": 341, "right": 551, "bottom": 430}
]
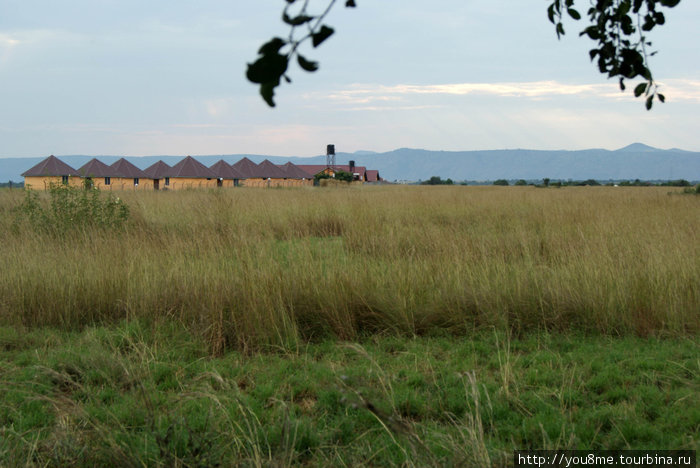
[
  {"left": 14, "top": 184, "right": 129, "bottom": 235},
  {"left": 421, "top": 176, "right": 453, "bottom": 185},
  {"left": 493, "top": 179, "right": 509, "bottom": 186},
  {"left": 334, "top": 170, "right": 354, "bottom": 182},
  {"left": 315, "top": 170, "right": 354, "bottom": 183}
]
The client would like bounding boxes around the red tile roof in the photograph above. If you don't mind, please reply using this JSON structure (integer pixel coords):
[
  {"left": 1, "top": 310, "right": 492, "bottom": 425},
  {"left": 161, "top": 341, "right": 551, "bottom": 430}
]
[
  {"left": 366, "top": 170, "right": 380, "bottom": 182},
  {"left": 296, "top": 165, "right": 367, "bottom": 180},
  {"left": 111, "top": 158, "right": 147, "bottom": 178},
  {"left": 169, "top": 156, "right": 217, "bottom": 178},
  {"left": 210, "top": 160, "right": 245, "bottom": 179},
  {"left": 21, "top": 155, "right": 77, "bottom": 177},
  {"left": 231, "top": 157, "right": 259, "bottom": 178},
  {"left": 278, "top": 162, "right": 313, "bottom": 179},
  {"left": 256, "top": 159, "right": 289, "bottom": 179},
  {"left": 143, "top": 160, "right": 173, "bottom": 179},
  {"left": 78, "top": 158, "right": 114, "bottom": 178}
]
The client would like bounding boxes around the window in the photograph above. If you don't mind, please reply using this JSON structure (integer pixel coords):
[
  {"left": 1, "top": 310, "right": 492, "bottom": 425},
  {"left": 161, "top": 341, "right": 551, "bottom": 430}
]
[
  {"left": 62, "top": 175, "right": 69, "bottom": 185},
  {"left": 133, "top": 178, "right": 139, "bottom": 186},
  {"left": 105, "top": 177, "right": 111, "bottom": 185},
  {"left": 165, "top": 177, "right": 170, "bottom": 186}
]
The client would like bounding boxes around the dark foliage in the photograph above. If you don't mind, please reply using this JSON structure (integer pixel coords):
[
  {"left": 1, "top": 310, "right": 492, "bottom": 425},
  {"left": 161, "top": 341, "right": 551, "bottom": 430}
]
[{"left": 249, "top": 0, "right": 681, "bottom": 108}]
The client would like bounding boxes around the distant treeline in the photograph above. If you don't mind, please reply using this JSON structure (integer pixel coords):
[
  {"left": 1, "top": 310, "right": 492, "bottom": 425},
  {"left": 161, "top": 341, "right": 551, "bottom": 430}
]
[
  {"left": 418, "top": 177, "right": 698, "bottom": 187},
  {"left": 0, "top": 181, "right": 23, "bottom": 189},
  {"left": 492, "top": 178, "right": 697, "bottom": 187}
]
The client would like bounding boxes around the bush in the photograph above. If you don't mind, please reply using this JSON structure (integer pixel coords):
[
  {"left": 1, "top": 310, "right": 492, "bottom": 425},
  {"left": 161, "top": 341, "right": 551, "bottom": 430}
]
[
  {"left": 681, "top": 184, "right": 700, "bottom": 195},
  {"left": 14, "top": 184, "right": 129, "bottom": 235},
  {"left": 421, "top": 176, "right": 453, "bottom": 185},
  {"left": 515, "top": 179, "right": 527, "bottom": 186},
  {"left": 334, "top": 170, "right": 354, "bottom": 182},
  {"left": 315, "top": 170, "right": 354, "bottom": 183},
  {"left": 493, "top": 179, "right": 509, "bottom": 186}
]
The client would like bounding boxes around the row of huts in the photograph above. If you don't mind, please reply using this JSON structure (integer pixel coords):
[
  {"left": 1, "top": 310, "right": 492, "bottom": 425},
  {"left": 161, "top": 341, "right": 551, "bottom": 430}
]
[{"left": 22, "top": 155, "right": 382, "bottom": 191}]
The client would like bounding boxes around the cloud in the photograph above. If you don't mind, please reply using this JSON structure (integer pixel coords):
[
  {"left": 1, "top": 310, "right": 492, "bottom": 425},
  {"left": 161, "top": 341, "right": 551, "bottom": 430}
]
[
  {"left": 0, "top": 34, "right": 21, "bottom": 48},
  {"left": 305, "top": 79, "right": 700, "bottom": 109},
  {"left": 0, "top": 33, "right": 21, "bottom": 65},
  {"left": 655, "top": 79, "right": 700, "bottom": 103}
]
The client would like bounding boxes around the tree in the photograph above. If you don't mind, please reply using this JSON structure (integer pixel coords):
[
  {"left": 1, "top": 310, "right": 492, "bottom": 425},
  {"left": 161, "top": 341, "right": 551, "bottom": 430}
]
[
  {"left": 247, "top": 0, "right": 680, "bottom": 108},
  {"left": 421, "top": 176, "right": 453, "bottom": 185},
  {"left": 493, "top": 179, "right": 510, "bottom": 186}
]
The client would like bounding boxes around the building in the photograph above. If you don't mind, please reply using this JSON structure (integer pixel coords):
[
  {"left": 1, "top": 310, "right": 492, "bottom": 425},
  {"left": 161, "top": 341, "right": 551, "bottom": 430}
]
[
  {"left": 21, "top": 155, "right": 82, "bottom": 190},
  {"left": 110, "top": 158, "right": 150, "bottom": 190},
  {"left": 77, "top": 158, "right": 116, "bottom": 189},
  {"left": 143, "top": 160, "right": 173, "bottom": 190},
  {"left": 22, "top": 155, "right": 383, "bottom": 190},
  {"left": 209, "top": 160, "right": 245, "bottom": 188},
  {"left": 166, "top": 156, "right": 218, "bottom": 190},
  {"left": 295, "top": 162, "right": 370, "bottom": 182}
]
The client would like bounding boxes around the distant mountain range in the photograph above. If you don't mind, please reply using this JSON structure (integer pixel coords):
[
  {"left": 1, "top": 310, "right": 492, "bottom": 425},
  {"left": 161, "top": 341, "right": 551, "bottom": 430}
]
[{"left": 1, "top": 143, "right": 699, "bottom": 183}]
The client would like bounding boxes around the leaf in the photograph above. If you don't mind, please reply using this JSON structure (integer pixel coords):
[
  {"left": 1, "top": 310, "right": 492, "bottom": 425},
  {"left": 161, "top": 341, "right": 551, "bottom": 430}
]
[
  {"left": 556, "top": 22, "right": 565, "bottom": 38},
  {"left": 634, "top": 82, "right": 647, "bottom": 97},
  {"left": 246, "top": 53, "right": 289, "bottom": 84},
  {"left": 567, "top": 8, "right": 581, "bottom": 20},
  {"left": 297, "top": 54, "right": 319, "bottom": 72},
  {"left": 346, "top": 0, "right": 356, "bottom": 6},
  {"left": 645, "top": 95, "right": 653, "bottom": 110},
  {"left": 258, "top": 37, "right": 286, "bottom": 56},
  {"left": 312, "top": 25, "right": 335, "bottom": 47},
  {"left": 657, "top": 93, "right": 665, "bottom": 103},
  {"left": 282, "top": 13, "right": 315, "bottom": 26},
  {"left": 260, "top": 82, "right": 278, "bottom": 107}
]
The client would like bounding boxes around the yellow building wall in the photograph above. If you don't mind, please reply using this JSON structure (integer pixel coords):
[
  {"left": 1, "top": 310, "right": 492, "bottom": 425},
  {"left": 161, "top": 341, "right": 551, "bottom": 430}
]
[
  {"left": 166, "top": 178, "right": 219, "bottom": 190},
  {"left": 102, "top": 177, "right": 156, "bottom": 191},
  {"left": 71, "top": 177, "right": 159, "bottom": 191},
  {"left": 23, "top": 176, "right": 82, "bottom": 190},
  {"left": 239, "top": 178, "right": 312, "bottom": 188}
]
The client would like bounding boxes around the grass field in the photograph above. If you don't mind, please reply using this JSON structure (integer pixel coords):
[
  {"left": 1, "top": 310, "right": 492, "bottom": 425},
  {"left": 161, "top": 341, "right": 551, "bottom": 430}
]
[{"left": 0, "top": 185, "right": 698, "bottom": 466}]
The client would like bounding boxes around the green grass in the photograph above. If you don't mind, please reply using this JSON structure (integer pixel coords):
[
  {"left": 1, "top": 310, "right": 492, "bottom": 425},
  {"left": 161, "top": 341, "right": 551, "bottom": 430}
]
[
  {"left": 0, "top": 322, "right": 697, "bottom": 466},
  {"left": 1, "top": 186, "right": 698, "bottom": 352},
  {"left": 0, "top": 185, "right": 698, "bottom": 465}
]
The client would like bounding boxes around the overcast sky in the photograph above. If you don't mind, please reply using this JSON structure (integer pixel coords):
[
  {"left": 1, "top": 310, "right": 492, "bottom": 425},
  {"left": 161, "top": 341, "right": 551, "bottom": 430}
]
[{"left": 1, "top": 0, "right": 699, "bottom": 158}]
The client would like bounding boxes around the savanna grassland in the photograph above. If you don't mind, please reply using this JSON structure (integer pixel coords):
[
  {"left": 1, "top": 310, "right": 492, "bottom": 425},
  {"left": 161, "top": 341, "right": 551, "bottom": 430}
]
[{"left": 0, "top": 185, "right": 698, "bottom": 466}]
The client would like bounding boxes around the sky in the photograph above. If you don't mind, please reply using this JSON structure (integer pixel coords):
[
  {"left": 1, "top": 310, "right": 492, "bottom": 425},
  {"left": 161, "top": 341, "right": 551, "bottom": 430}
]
[{"left": 1, "top": 0, "right": 699, "bottom": 158}]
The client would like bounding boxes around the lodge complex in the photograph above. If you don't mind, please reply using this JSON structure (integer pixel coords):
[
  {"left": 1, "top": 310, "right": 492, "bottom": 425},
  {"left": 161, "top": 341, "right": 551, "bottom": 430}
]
[{"left": 21, "top": 155, "right": 383, "bottom": 191}]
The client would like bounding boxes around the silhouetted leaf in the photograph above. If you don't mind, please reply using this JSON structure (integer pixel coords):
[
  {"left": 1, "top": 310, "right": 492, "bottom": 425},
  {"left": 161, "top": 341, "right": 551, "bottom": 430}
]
[
  {"left": 556, "top": 22, "right": 565, "bottom": 37},
  {"left": 646, "top": 95, "right": 653, "bottom": 110},
  {"left": 282, "top": 13, "right": 315, "bottom": 26},
  {"left": 312, "top": 25, "right": 334, "bottom": 47},
  {"left": 246, "top": 53, "right": 288, "bottom": 84},
  {"left": 258, "top": 37, "right": 286, "bottom": 56},
  {"left": 260, "top": 82, "right": 278, "bottom": 107},
  {"left": 346, "top": 0, "right": 356, "bottom": 7},
  {"left": 634, "top": 82, "right": 647, "bottom": 97},
  {"left": 297, "top": 55, "right": 319, "bottom": 72},
  {"left": 657, "top": 93, "right": 665, "bottom": 103},
  {"left": 567, "top": 8, "right": 581, "bottom": 20}
]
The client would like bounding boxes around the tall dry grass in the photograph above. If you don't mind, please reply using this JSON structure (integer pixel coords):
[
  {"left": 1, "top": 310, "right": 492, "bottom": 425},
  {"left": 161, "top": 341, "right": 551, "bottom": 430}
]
[{"left": 1, "top": 186, "right": 697, "bottom": 352}]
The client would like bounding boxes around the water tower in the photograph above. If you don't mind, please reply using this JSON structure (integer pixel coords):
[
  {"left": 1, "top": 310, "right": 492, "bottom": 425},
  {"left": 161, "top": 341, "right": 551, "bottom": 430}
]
[{"left": 326, "top": 144, "right": 336, "bottom": 170}]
